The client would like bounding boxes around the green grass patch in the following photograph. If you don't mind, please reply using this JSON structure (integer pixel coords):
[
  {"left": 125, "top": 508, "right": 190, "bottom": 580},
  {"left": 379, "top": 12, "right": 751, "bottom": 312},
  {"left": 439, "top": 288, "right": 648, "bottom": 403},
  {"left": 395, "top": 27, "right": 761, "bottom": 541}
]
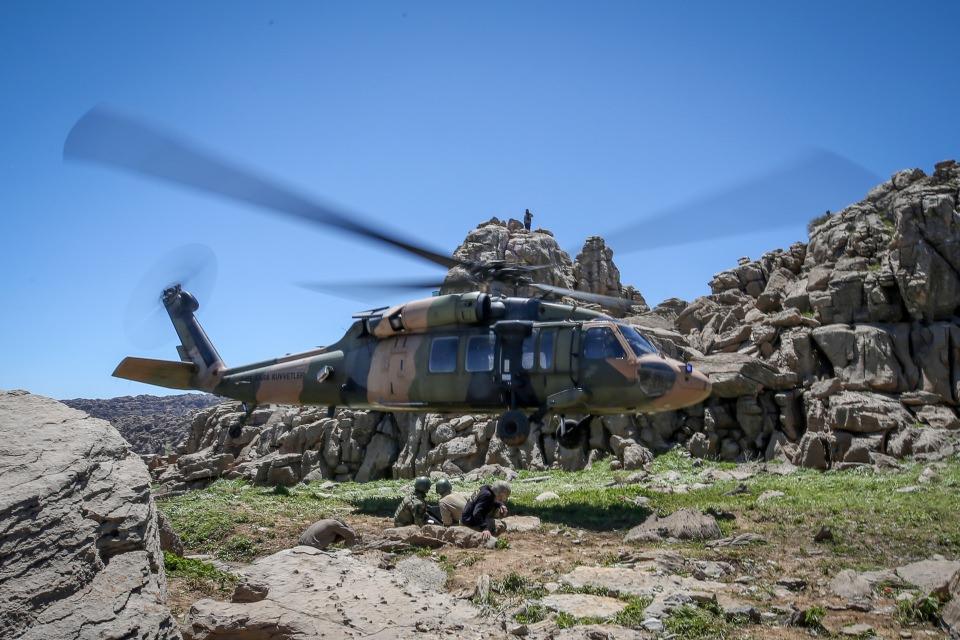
[
  {"left": 554, "top": 611, "right": 605, "bottom": 629},
  {"left": 896, "top": 595, "right": 942, "bottom": 625},
  {"left": 163, "top": 551, "right": 236, "bottom": 595},
  {"left": 611, "top": 596, "right": 652, "bottom": 628},
  {"left": 664, "top": 603, "right": 730, "bottom": 639},
  {"left": 514, "top": 603, "right": 547, "bottom": 624},
  {"left": 495, "top": 571, "right": 546, "bottom": 598}
]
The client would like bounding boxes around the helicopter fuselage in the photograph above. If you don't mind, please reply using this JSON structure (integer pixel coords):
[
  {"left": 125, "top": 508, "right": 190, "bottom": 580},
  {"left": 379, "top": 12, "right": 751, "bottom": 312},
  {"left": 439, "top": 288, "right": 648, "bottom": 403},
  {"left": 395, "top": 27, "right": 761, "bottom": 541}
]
[{"left": 115, "top": 289, "right": 711, "bottom": 436}]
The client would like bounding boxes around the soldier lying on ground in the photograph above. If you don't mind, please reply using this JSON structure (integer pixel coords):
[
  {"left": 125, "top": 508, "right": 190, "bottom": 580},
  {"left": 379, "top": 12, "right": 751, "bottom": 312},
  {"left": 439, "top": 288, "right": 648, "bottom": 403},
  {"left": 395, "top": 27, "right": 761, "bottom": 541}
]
[
  {"left": 460, "top": 480, "right": 511, "bottom": 540},
  {"left": 298, "top": 518, "right": 358, "bottom": 550},
  {"left": 393, "top": 476, "right": 432, "bottom": 527},
  {"left": 428, "top": 478, "right": 469, "bottom": 526}
]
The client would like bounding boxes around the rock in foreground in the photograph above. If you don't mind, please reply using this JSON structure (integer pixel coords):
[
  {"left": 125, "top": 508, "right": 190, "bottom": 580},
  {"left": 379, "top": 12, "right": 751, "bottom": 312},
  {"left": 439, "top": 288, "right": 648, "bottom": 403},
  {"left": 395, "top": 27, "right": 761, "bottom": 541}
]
[
  {"left": 183, "top": 546, "right": 498, "bottom": 639},
  {"left": 0, "top": 390, "right": 178, "bottom": 640}
]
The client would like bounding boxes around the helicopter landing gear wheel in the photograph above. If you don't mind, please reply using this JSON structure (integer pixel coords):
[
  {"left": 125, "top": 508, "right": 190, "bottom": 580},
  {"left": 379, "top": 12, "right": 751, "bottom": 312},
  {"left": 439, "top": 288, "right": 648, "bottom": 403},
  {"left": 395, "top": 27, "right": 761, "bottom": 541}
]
[
  {"left": 555, "top": 415, "right": 592, "bottom": 449},
  {"left": 497, "top": 410, "right": 531, "bottom": 447}
]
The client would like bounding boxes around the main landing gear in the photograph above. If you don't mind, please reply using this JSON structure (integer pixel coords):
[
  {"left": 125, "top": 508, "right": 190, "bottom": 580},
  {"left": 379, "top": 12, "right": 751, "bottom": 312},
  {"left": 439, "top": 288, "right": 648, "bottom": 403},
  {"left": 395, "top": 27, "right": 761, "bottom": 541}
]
[
  {"left": 228, "top": 402, "right": 257, "bottom": 439},
  {"left": 496, "top": 408, "right": 594, "bottom": 449},
  {"left": 555, "top": 415, "right": 593, "bottom": 449}
]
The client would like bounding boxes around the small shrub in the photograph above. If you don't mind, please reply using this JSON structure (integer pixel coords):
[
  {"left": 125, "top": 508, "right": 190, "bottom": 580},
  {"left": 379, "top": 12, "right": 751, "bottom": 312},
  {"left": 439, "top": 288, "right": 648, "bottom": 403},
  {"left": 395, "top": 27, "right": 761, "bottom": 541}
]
[
  {"left": 664, "top": 604, "right": 729, "bottom": 639},
  {"left": 163, "top": 551, "right": 236, "bottom": 594},
  {"left": 495, "top": 536, "right": 510, "bottom": 550},
  {"left": 514, "top": 603, "right": 547, "bottom": 624},
  {"left": 896, "top": 595, "right": 942, "bottom": 624},
  {"left": 612, "top": 596, "right": 652, "bottom": 628},
  {"left": 219, "top": 534, "right": 257, "bottom": 562},
  {"left": 807, "top": 210, "right": 832, "bottom": 233},
  {"left": 272, "top": 484, "right": 291, "bottom": 496},
  {"left": 793, "top": 604, "right": 826, "bottom": 630},
  {"left": 495, "top": 572, "right": 544, "bottom": 598}
]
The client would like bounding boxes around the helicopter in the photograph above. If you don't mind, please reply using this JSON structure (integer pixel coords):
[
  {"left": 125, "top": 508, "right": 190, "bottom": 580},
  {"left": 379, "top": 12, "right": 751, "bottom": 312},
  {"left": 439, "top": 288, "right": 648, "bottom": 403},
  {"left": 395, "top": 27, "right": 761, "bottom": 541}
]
[{"left": 64, "top": 107, "right": 878, "bottom": 447}]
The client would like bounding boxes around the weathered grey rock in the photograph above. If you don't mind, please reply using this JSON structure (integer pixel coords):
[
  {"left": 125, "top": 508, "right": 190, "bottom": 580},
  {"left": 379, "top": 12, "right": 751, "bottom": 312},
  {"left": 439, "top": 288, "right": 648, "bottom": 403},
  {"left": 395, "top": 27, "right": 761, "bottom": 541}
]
[
  {"left": 502, "top": 516, "right": 541, "bottom": 532},
  {"left": 621, "top": 443, "right": 653, "bottom": 470},
  {"left": 157, "top": 509, "right": 185, "bottom": 556},
  {"left": 690, "top": 353, "right": 797, "bottom": 397},
  {"left": 396, "top": 556, "right": 448, "bottom": 591},
  {"left": 895, "top": 558, "right": 960, "bottom": 598},
  {"left": 541, "top": 593, "right": 627, "bottom": 619},
  {"left": 183, "top": 546, "right": 496, "bottom": 639},
  {"left": 942, "top": 568, "right": 960, "bottom": 638},
  {"left": 0, "top": 390, "right": 178, "bottom": 640},
  {"left": 794, "top": 431, "right": 833, "bottom": 470},
  {"left": 624, "top": 509, "right": 721, "bottom": 543}
]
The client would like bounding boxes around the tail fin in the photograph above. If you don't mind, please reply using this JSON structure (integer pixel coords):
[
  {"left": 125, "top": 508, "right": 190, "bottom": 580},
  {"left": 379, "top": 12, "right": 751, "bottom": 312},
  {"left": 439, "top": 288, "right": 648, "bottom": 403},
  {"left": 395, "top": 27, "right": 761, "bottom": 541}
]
[
  {"left": 113, "top": 357, "right": 196, "bottom": 390},
  {"left": 161, "top": 285, "right": 225, "bottom": 390}
]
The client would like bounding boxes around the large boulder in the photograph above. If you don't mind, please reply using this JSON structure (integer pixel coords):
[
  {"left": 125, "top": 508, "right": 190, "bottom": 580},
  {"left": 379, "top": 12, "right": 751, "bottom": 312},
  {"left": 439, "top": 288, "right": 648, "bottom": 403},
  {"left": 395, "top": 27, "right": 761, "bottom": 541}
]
[
  {"left": 183, "top": 546, "right": 496, "bottom": 639},
  {"left": 624, "top": 509, "right": 721, "bottom": 543},
  {"left": 0, "top": 390, "right": 178, "bottom": 640}
]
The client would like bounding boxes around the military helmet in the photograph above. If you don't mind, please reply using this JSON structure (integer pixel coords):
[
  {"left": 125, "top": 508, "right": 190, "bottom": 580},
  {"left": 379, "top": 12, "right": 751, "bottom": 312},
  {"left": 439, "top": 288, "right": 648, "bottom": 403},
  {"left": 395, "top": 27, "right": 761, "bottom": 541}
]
[
  {"left": 435, "top": 478, "right": 453, "bottom": 496},
  {"left": 413, "top": 476, "right": 432, "bottom": 493}
]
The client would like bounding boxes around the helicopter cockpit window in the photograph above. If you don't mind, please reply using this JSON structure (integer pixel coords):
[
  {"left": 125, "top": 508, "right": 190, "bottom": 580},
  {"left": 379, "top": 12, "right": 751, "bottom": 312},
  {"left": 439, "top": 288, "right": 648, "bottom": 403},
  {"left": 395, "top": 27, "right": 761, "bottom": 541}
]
[
  {"left": 539, "top": 329, "right": 555, "bottom": 369},
  {"left": 429, "top": 337, "right": 459, "bottom": 373},
  {"left": 583, "top": 327, "right": 626, "bottom": 359},
  {"left": 619, "top": 324, "right": 657, "bottom": 356},
  {"left": 521, "top": 332, "right": 536, "bottom": 370},
  {"left": 466, "top": 333, "right": 495, "bottom": 372}
]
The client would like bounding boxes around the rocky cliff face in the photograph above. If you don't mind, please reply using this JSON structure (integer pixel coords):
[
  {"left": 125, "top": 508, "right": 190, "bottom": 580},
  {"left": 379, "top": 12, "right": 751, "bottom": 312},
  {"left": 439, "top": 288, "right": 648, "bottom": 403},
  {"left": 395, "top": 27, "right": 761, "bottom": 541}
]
[
  {"left": 63, "top": 393, "right": 219, "bottom": 454},
  {"left": 147, "top": 162, "right": 960, "bottom": 489},
  {"left": 0, "top": 390, "right": 179, "bottom": 639}
]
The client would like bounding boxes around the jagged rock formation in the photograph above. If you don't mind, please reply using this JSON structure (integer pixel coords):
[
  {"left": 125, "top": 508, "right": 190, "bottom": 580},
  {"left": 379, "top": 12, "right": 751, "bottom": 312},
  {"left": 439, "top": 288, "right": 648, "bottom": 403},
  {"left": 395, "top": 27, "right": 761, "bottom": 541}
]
[
  {"left": 63, "top": 393, "right": 218, "bottom": 454},
  {"left": 0, "top": 390, "right": 179, "bottom": 639},
  {"left": 146, "top": 162, "right": 960, "bottom": 487}
]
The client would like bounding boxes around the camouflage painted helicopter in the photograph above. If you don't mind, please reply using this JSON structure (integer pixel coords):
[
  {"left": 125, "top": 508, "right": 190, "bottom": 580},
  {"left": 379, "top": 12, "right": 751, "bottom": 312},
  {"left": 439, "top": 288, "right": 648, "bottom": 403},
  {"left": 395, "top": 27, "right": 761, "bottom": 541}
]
[{"left": 64, "top": 107, "right": 877, "bottom": 446}]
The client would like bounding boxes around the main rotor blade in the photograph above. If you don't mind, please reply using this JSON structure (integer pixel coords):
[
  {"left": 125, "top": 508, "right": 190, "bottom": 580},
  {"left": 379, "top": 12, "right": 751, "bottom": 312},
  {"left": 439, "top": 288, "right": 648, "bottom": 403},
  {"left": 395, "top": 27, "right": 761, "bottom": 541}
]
[
  {"left": 530, "top": 282, "right": 636, "bottom": 313},
  {"left": 64, "top": 106, "right": 461, "bottom": 270},
  {"left": 298, "top": 276, "right": 476, "bottom": 299},
  {"left": 604, "top": 149, "right": 880, "bottom": 253}
]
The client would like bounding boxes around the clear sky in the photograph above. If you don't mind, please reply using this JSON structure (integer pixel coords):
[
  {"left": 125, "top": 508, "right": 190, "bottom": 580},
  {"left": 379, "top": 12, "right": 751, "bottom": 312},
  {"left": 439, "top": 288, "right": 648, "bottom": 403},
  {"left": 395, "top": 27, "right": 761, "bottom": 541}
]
[{"left": 2, "top": 1, "right": 959, "bottom": 399}]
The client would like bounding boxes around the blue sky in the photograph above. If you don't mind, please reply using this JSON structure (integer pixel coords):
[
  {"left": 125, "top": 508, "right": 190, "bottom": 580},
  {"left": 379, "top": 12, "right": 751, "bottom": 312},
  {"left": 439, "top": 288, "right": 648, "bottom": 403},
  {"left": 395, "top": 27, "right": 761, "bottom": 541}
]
[{"left": 2, "top": 1, "right": 959, "bottom": 398}]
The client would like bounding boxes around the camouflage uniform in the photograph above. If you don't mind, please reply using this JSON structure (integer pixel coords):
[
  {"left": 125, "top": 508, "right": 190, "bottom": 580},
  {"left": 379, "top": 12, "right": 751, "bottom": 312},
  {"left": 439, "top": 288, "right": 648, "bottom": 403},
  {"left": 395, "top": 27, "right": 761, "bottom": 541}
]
[{"left": 393, "top": 491, "right": 429, "bottom": 527}]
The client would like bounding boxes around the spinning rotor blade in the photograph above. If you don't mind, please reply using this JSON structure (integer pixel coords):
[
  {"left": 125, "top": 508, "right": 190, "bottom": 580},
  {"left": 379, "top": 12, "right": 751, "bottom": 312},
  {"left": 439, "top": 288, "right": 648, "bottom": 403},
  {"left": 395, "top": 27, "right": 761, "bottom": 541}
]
[
  {"left": 604, "top": 149, "right": 880, "bottom": 253},
  {"left": 64, "top": 106, "right": 461, "bottom": 270},
  {"left": 124, "top": 243, "right": 217, "bottom": 348},
  {"left": 529, "top": 282, "right": 637, "bottom": 313},
  {"left": 297, "top": 275, "right": 478, "bottom": 301}
]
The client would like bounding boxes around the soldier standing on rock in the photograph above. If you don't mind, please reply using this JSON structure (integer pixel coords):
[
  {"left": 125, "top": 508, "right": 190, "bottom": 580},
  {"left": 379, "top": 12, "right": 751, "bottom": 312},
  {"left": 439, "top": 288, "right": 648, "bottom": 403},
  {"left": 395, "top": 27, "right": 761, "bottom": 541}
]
[
  {"left": 523, "top": 208, "right": 533, "bottom": 231},
  {"left": 393, "top": 476, "right": 432, "bottom": 527}
]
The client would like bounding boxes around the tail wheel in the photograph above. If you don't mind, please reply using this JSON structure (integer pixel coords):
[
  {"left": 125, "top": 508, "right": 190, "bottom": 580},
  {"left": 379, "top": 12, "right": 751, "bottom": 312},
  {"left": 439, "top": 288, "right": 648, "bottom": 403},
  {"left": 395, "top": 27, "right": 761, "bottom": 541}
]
[
  {"left": 556, "top": 418, "right": 586, "bottom": 449},
  {"left": 497, "top": 410, "right": 531, "bottom": 447}
]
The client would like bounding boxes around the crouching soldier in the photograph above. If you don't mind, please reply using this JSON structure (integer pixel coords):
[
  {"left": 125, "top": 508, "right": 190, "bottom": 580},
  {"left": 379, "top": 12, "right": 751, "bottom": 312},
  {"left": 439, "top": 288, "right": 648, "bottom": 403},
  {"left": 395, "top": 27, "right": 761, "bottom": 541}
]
[
  {"left": 298, "top": 518, "right": 358, "bottom": 550},
  {"left": 429, "top": 478, "right": 469, "bottom": 526},
  {"left": 460, "top": 480, "right": 511, "bottom": 540},
  {"left": 393, "top": 476, "right": 431, "bottom": 527}
]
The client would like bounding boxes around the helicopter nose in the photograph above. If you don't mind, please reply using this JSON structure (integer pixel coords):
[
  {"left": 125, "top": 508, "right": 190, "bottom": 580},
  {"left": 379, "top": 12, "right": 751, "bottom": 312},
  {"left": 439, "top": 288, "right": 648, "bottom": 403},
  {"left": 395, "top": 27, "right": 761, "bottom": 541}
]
[{"left": 643, "top": 359, "right": 712, "bottom": 411}]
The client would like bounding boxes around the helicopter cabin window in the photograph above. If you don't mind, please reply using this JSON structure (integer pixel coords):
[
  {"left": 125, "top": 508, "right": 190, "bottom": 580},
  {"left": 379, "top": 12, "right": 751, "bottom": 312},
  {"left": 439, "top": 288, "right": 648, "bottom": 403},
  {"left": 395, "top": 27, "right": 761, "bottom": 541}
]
[
  {"left": 539, "top": 329, "right": 556, "bottom": 369},
  {"left": 429, "top": 337, "right": 459, "bottom": 373},
  {"left": 521, "top": 332, "right": 536, "bottom": 370},
  {"left": 619, "top": 324, "right": 657, "bottom": 356},
  {"left": 583, "top": 327, "right": 626, "bottom": 359},
  {"left": 466, "top": 333, "right": 495, "bottom": 372}
]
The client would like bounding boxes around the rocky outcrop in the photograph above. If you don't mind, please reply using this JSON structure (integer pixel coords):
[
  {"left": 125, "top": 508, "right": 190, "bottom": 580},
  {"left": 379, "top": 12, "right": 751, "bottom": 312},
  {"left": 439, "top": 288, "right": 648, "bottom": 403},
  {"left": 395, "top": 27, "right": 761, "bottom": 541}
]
[
  {"left": 182, "top": 546, "right": 497, "bottom": 639},
  {"left": 0, "top": 390, "right": 179, "bottom": 640},
  {"left": 63, "top": 393, "right": 219, "bottom": 454}
]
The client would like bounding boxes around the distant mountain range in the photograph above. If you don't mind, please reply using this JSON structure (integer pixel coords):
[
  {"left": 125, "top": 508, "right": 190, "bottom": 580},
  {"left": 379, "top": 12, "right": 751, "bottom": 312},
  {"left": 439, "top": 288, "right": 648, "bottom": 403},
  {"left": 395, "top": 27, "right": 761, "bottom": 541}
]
[{"left": 62, "top": 393, "right": 219, "bottom": 454}]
